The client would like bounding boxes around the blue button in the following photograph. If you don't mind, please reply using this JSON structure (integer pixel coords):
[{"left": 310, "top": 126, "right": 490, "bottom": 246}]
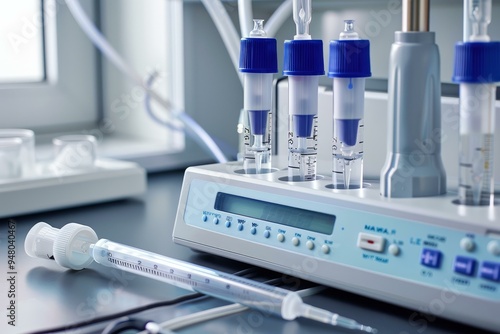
[
  {"left": 420, "top": 249, "right": 442, "bottom": 268},
  {"left": 250, "top": 227, "right": 257, "bottom": 235},
  {"left": 454, "top": 256, "right": 476, "bottom": 276},
  {"left": 480, "top": 262, "right": 500, "bottom": 282},
  {"left": 213, "top": 217, "right": 219, "bottom": 225},
  {"left": 263, "top": 230, "right": 270, "bottom": 238},
  {"left": 202, "top": 215, "right": 208, "bottom": 222},
  {"left": 225, "top": 221, "right": 231, "bottom": 228},
  {"left": 238, "top": 224, "right": 244, "bottom": 231}
]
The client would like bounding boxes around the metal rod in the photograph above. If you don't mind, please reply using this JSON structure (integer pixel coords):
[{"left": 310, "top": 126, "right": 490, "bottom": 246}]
[{"left": 402, "top": 0, "right": 430, "bottom": 32}]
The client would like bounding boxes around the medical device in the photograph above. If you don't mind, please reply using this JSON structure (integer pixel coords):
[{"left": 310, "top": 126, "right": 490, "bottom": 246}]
[
  {"left": 24, "top": 222, "right": 377, "bottom": 333},
  {"left": 283, "top": 0, "right": 324, "bottom": 181},
  {"left": 328, "top": 20, "right": 371, "bottom": 189},
  {"left": 453, "top": 0, "right": 500, "bottom": 206},
  {"left": 380, "top": 0, "right": 446, "bottom": 197},
  {"left": 239, "top": 19, "right": 278, "bottom": 174}
]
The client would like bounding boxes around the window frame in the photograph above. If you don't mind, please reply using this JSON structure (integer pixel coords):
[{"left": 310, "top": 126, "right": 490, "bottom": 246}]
[{"left": 0, "top": 0, "right": 100, "bottom": 132}]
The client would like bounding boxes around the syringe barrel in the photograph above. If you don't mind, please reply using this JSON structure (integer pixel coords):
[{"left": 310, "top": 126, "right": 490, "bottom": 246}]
[
  {"left": 92, "top": 239, "right": 295, "bottom": 318},
  {"left": 459, "top": 83, "right": 495, "bottom": 135},
  {"left": 244, "top": 73, "right": 274, "bottom": 113}
]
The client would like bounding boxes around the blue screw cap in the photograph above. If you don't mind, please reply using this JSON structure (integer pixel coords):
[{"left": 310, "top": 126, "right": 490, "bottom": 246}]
[
  {"left": 283, "top": 39, "right": 324, "bottom": 76},
  {"left": 239, "top": 38, "right": 278, "bottom": 73},
  {"left": 452, "top": 41, "right": 500, "bottom": 83},
  {"left": 328, "top": 40, "right": 371, "bottom": 78}
]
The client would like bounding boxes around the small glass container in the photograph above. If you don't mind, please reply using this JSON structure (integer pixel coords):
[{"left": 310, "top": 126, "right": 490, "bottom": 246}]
[{"left": 52, "top": 135, "right": 97, "bottom": 171}]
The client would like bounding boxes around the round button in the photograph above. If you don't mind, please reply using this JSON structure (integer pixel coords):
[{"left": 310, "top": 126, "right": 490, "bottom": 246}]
[
  {"left": 238, "top": 224, "right": 244, "bottom": 231},
  {"left": 487, "top": 240, "right": 500, "bottom": 256},
  {"left": 202, "top": 215, "right": 208, "bottom": 222},
  {"left": 388, "top": 244, "right": 400, "bottom": 256},
  {"left": 263, "top": 230, "right": 270, "bottom": 238},
  {"left": 277, "top": 233, "right": 285, "bottom": 242},
  {"left": 292, "top": 237, "right": 300, "bottom": 247},
  {"left": 225, "top": 221, "right": 231, "bottom": 228},
  {"left": 213, "top": 217, "right": 219, "bottom": 225},
  {"left": 460, "top": 237, "right": 475, "bottom": 252},
  {"left": 251, "top": 227, "right": 257, "bottom": 235},
  {"left": 321, "top": 244, "right": 330, "bottom": 254},
  {"left": 306, "top": 240, "right": 315, "bottom": 250}
]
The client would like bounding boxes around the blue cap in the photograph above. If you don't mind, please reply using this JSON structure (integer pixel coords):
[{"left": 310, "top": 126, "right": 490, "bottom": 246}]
[
  {"left": 283, "top": 40, "right": 324, "bottom": 76},
  {"left": 452, "top": 41, "right": 500, "bottom": 83},
  {"left": 239, "top": 38, "right": 278, "bottom": 73},
  {"left": 328, "top": 40, "right": 371, "bottom": 78}
]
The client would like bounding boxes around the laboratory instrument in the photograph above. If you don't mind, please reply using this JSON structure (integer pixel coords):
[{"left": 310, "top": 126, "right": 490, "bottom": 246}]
[
  {"left": 328, "top": 20, "right": 371, "bottom": 189},
  {"left": 24, "top": 222, "right": 377, "bottom": 333},
  {"left": 283, "top": 0, "right": 324, "bottom": 181},
  {"left": 452, "top": 0, "right": 500, "bottom": 206},
  {"left": 380, "top": 0, "right": 446, "bottom": 197},
  {"left": 173, "top": 162, "right": 500, "bottom": 333},
  {"left": 239, "top": 19, "right": 278, "bottom": 174}
]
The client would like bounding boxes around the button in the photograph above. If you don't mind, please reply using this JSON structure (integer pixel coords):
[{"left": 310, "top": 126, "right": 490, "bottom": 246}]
[
  {"left": 487, "top": 240, "right": 500, "bottom": 256},
  {"left": 277, "top": 233, "right": 285, "bottom": 242},
  {"left": 238, "top": 224, "right": 244, "bottom": 231},
  {"left": 420, "top": 248, "right": 442, "bottom": 268},
  {"left": 480, "top": 262, "right": 500, "bottom": 282},
  {"left": 250, "top": 227, "right": 257, "bottom": 235},
  {"left": 454, "top": 256, "right": 477, "bottom": 276},
  {"left": 263, "top": 230, "right": 270, "bottom": 239},
  {"left": 225, "top": 221, "right": 231, "bottom": 228},
  {"left": 388, "top": 244, "right": 400, "bottom": 256},
  {"left": 202, "top": 215, "right": 208, "bottom": 222},
  {"left": 321, "top": 244, "right": 330, "bottom": 254},
  {"left": 460, "top": 237, "right": 475, "bottom": 252},
  {"left": 213, "top": 217, "right": 219, "bottom": 225},
  {"left": 292, "top": 237, "right": 300, "bottom": 246},
  {"left": 306, "top": 240, "right": 315, "bottom": 250},
  {"left": 357, "top": 233, "right": 385, "bottom": 252}
]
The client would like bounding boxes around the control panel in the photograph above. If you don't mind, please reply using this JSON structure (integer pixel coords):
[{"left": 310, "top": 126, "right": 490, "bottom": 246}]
[{"left": 173, "top": 163, "right": 500, "bottom": 332}]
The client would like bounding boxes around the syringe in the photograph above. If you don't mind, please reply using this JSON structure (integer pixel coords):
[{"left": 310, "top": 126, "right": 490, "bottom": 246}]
[
  {"left": 453, "top": 0, "right": 500, "bottom": 205},
  {"left": 239, "top": 19, "right": 278, "bottom": 174},
  {"left": 283, "top": 0, "right": 324, "bottom": 181},
  {"left": 25, "top": 222, "right": 377, "bottom": 333},
  {"left": 328, "top": 20, "right": 371, "bottom": 189}
]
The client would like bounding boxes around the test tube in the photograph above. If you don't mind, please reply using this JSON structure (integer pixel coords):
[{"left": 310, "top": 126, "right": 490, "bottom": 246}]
[
  {"left": 328, "top": 20, "right": 371, "bottom": 189},
  {"left": 283, "top": 0, "right": 324, "bottom": 181},
  {"left": 239, "top": 19, "right": 278, "bottom": 174},
  {"left": 453, "top": 0, "right": 500, "bottom": 205}
]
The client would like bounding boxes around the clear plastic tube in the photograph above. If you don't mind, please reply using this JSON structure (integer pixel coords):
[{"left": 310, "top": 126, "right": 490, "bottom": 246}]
[
  {"left": 65, "top": 0, "right": 228, "bottom": 164},
  {"left": 238, "top": 0, "right": 254, "bottom": 37}
]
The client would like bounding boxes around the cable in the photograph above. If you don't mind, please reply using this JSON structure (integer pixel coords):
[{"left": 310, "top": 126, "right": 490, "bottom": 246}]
[
  {"left": 25, "top": 293, "right": 203, "bottom": 334},
  {"left": 265, "top": 0, "right": 293, "bottom": 37},
  {"left": 64, "top": 0, "right": 228, "bottom": 163},
  {"left": 144, "top": 71, "right": 182, "bottom": 131}
]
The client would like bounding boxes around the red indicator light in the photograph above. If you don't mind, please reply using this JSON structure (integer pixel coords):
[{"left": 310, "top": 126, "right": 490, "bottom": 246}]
[{"left": 367, "top": 240, "right": 374, "bottom": 244}]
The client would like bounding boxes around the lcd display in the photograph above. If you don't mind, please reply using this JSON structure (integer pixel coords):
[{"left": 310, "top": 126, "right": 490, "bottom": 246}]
[{"left": 214, "top": 192, "right": 335, "bottom": 235}]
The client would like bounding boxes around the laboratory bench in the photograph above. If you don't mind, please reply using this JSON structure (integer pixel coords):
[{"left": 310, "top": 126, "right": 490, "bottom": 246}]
[{"left": 1, "top": 169, "right": 495, "bottom": 334}]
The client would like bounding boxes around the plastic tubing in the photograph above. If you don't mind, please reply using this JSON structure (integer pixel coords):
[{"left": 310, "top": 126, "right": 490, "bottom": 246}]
[
  {"left": 265, "top": 0, "right": 293, "bottom": 37},
  {"left": 65, "top": 0, "right": 228, "bottom": 163},
  {"left": 238, "top": 0, "right": 254, "bottom": 37},
  {"left": 201, "top": 0, "right": 243, "bottom": 85}
]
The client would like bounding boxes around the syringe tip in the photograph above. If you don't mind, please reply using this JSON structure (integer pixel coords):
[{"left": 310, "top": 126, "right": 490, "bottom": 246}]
[{"left": 360, "top": 325, "right": 378, "bottom": 333}]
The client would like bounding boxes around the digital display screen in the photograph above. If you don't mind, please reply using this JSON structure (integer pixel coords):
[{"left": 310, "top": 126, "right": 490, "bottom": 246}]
[{"left": 214, "top": 192, "right": 335, "bottom": 235}]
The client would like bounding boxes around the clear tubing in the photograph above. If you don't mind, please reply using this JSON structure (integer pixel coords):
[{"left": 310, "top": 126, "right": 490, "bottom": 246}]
[
  {"left": 200, "top": 0, "right": 243, "bottom": 85},
  {"left": 65, "top": 0, "right": 228, "bottom": 164},
  {"left": 458, "top": 83, "right": 496, "bottom": 205},
  {"left": 265, "top": 0, "right": 293, "bottom": 37},
  {"left": 238, "top": 0, "right": 254, "bottom": 37}
]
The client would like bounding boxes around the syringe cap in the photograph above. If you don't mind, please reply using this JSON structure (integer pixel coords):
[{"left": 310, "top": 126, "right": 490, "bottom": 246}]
[
  {"left": 283, "top": 40, "right": 324, "bottom": 76},
  {"left": 452, "top": 41, "right": 500, "bottom": 83},
  {"left": 239, "top": 38, "right": 278, "bottom": 73},
  {"left": 328, "top": 40, "right": 371, "bottom": 78}
]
